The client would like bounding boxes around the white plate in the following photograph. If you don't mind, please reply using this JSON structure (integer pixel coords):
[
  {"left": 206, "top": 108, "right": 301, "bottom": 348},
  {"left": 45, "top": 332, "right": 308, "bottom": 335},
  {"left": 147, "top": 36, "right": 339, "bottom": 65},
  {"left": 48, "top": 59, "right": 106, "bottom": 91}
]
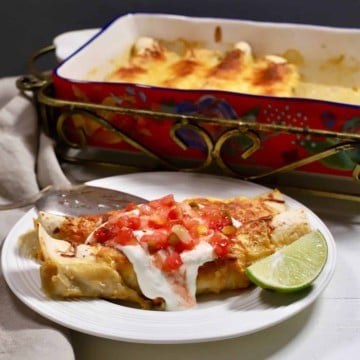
[{"left": 1, "top": 172, "right": 336, "bottom": 344}]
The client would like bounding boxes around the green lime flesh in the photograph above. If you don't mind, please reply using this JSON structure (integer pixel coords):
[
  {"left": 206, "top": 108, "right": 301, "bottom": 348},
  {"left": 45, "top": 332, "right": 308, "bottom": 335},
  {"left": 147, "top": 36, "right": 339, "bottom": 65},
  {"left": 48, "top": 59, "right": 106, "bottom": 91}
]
[{"left": 245, "top": 230, "right": 328, "bottom": 293}]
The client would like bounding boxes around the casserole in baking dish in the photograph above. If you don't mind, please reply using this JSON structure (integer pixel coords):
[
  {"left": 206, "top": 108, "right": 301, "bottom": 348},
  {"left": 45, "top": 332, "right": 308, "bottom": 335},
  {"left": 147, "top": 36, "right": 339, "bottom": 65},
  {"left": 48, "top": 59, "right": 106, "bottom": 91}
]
[{"left": 52, "top": 13, "right": 360, "bottom": 178}]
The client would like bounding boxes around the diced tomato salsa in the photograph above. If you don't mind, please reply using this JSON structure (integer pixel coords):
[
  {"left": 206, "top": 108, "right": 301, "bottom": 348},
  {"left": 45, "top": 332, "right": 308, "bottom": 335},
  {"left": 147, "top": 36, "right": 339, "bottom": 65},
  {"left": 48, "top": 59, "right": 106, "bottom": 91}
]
[{"left": 92, "top": 194, "right": 236, "bottom": 272}]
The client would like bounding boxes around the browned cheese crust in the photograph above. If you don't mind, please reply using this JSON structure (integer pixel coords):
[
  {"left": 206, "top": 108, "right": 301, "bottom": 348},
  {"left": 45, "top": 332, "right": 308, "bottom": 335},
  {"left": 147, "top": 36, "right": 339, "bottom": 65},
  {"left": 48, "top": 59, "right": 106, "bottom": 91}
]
[{"left": 106, "top": 38, "right": 299, "bottom": 97}]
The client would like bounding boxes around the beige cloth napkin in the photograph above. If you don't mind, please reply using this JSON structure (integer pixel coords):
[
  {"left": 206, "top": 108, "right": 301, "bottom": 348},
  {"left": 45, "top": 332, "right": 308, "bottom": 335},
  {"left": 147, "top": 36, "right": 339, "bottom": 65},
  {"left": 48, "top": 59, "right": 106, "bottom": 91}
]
[{"left": 0, "top": 77, "right": 74, "bottom": 359}]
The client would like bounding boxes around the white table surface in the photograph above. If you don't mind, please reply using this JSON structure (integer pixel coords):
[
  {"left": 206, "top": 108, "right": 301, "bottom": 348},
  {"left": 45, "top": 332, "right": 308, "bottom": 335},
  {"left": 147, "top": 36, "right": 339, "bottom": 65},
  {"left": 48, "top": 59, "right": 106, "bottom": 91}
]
[{"left": 60, "top": 167, "right": 360, "bottom": 360}]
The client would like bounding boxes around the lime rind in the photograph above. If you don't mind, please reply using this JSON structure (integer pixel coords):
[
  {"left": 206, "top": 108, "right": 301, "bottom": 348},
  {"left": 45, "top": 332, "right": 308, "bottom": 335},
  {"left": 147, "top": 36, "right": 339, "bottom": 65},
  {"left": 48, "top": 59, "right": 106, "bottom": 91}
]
[{"left": 245, "top": 230, "right": 328, "bottom": 293}]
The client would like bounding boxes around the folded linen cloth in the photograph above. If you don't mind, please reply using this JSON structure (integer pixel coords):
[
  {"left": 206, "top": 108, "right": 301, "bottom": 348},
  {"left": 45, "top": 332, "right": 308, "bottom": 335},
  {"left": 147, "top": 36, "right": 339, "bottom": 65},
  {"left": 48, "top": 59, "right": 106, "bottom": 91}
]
[{"left": 0, "top": 77, "right": 74, "bottom": 360}]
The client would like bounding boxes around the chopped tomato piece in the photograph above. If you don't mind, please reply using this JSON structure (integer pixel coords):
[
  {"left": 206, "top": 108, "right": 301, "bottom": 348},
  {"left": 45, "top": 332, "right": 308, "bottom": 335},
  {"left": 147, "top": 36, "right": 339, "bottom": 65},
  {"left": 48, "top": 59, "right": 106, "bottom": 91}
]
[
  {"left": 127, "top": 216, "right": 141, "bottom": 230},
  {"left": 125, "top": 202, "right": 137, "bottom": 211},
  {"left": 148, "top": 194, "right": 175, "bottom": 209},
  {"left": 163, "top": 251, "right": 183, "bottom": 272},
  {"left": 210, "top": 233, "right": 231, "bottom": 258},
  {"left": 173, "top": 240, "right": 195, "bottom": 253},
  {"left": 93, "top": 226, "right": 114, "bottom": 243},
  {"left": 108, "top": 214, "right": 131, "bottom": 228},
  {"left": 197, "top": 203, "right": 232, "bottom": 231},
  {"left": 182, "top": 218, "right": 204, "bottom": 240},
  {"left": 167, "top": 206, "right": 182, "bottom": 220},
  {"left": 170, "top": 224, "right": 195, "bottom": 252},
  {"left": 141, "top": 231, "right": 169, "bottom": 253},
  {"left": 207, "top": 213, "right": 232, "bottom": 231},
  {"left": 183, "top": 218, "right": 199, "bottom": 232},
  {"left": 114, "top": 228, "right": 137, "bottom": 245},
  {"left": 148, "top": 215, "right": 167, "bottom": 229}
]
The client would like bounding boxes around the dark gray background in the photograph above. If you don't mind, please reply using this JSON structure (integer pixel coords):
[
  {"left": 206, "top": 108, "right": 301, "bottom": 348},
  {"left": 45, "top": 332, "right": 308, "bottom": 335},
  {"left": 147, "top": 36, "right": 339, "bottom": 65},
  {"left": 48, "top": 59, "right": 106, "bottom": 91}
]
[{"left": 2, "top": 0, "right": 360, "bottom": 77}]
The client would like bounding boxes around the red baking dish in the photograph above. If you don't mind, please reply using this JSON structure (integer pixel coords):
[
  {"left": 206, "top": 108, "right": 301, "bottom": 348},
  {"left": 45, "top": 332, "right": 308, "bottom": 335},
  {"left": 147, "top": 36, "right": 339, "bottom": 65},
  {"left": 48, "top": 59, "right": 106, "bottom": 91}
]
[{"left": 52, "top": 13, "right": 360, "bottom": 178}]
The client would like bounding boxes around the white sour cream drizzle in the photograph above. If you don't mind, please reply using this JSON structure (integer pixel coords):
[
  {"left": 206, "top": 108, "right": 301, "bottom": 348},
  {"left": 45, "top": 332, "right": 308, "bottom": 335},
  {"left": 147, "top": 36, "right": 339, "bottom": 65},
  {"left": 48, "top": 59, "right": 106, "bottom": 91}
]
[
  {"left": 117, "top": 241, "right": 215, "bottom": 310},
  {"left": 231, "top": 217, "right": 242, "bottom": 228},
  {"left": 86, "top": 215, "right": 216, "bottom": 310}
]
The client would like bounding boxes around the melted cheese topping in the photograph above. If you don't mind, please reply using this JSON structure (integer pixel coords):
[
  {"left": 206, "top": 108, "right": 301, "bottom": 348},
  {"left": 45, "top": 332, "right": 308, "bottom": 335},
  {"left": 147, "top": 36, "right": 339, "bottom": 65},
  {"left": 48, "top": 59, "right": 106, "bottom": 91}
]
[
  {"left": 101, "top": 37, "right": 360, "bottom": 104},
  {"left": 105, "top": 37, "right": 299, "bottom": 97}
]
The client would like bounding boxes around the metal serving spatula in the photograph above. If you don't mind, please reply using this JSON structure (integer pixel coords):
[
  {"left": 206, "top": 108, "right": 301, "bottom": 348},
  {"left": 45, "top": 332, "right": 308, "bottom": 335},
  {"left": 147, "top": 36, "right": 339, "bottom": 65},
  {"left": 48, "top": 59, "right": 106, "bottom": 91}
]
[{"left": 0, "top": 185, "right": 147, "bottom": 217}]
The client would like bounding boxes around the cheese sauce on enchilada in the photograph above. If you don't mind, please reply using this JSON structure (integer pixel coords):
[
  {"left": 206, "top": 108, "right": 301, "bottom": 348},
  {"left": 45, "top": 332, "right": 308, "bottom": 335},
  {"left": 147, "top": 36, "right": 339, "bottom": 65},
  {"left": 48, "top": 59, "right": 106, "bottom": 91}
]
[{"left": 101, "top": 36, "right": 360, "bottom": 104}]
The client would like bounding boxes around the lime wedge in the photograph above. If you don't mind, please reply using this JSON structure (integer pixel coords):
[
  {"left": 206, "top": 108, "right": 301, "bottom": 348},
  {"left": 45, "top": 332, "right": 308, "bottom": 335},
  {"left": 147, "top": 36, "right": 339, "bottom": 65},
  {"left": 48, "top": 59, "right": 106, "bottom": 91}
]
[{"left": 245, "top": 230, "right": 328, "bottom": 292}]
